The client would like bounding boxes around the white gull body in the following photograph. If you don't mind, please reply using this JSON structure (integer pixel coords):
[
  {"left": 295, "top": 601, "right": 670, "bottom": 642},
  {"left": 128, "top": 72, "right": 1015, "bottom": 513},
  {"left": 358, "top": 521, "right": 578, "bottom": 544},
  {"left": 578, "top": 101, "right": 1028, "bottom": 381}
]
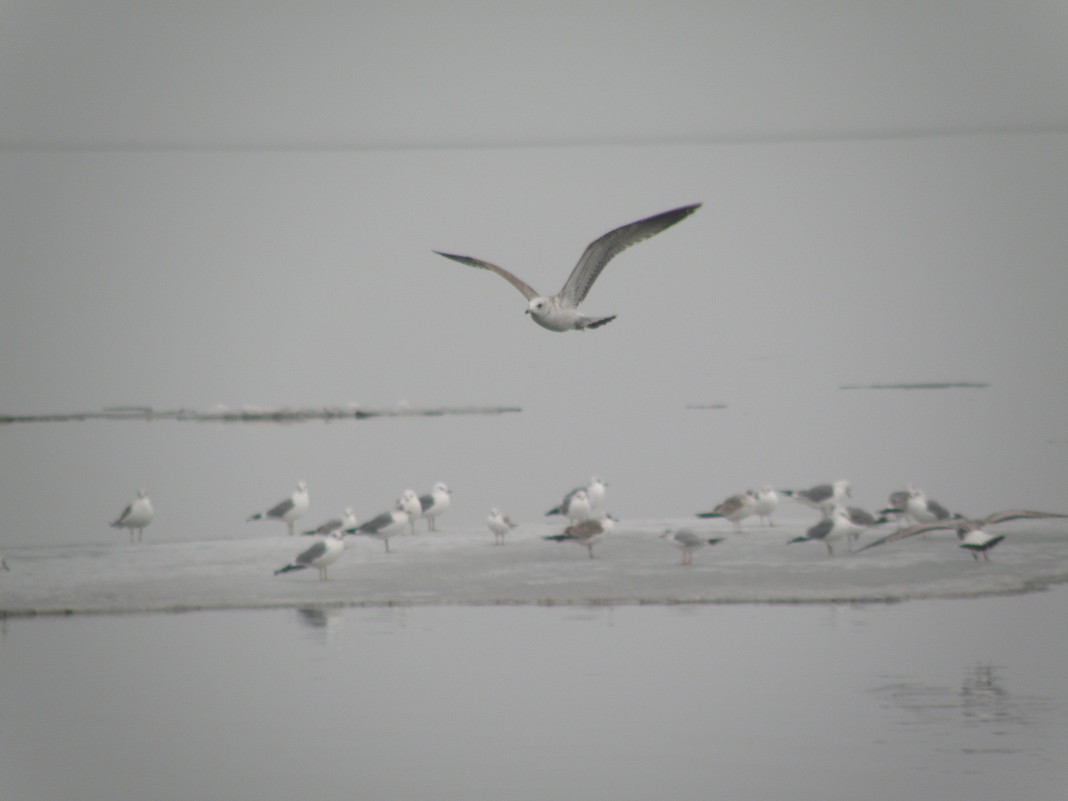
[
  {"left": 398, "top": 489, "right": 423, "bottom": 534},
  {"left": 782, "top": 480, "right": 851, "bottom": 510},
  {"left": 545, "top": 514, "right": 617, "bottom": 559},
  {"left": 661, "top": 529, "right": 724, "bottom": 565},
  {"left": 789, "top": 502, "right": 864, "bottom": 555},
  {"left": 753, "top": 485, "right": 779, "bottom": 527},
  {"left": 348, "top": 507, "right": 410, "bottom": 553},
  {"left": 695, "top": 491, "right": 757, "bottom": 532},
  {"left": 418, "top": 483, "right": 451, "bottom": 532},
  {"left": 247, "top": 481, "right": 309, "bottom": 536},
  {"left": 434, "top": 204, "right": 700, "bottom": 331},
  {"left": 302, "top": 507, "right": 357, "bottom": 537},
  {"left": 274, "top": 529, "right": 345, "bottom": 580},
  {"left": 487, "top": 508, "right": 517, "bottom": 545},
  {"left": 110, "top": 489, "right": 154, "bottom": 542}
]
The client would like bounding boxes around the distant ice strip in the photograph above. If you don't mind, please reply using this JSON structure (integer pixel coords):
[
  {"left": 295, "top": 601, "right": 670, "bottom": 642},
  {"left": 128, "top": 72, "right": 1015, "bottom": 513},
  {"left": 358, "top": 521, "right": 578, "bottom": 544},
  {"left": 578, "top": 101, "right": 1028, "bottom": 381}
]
[
  {"left": 839, "top": 382, "right": 989, "bottom": 391},
  {"left": 0, "top": 403, "right": 522, "bottom": 425}
]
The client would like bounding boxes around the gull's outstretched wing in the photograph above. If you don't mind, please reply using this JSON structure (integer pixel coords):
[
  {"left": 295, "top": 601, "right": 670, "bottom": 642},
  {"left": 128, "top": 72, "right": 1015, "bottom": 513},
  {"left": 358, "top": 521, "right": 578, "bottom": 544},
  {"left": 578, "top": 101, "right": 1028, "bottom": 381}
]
[
  {"left": 557, "top": 203, "right": 701, "bottom": 307},
  {"left": 855, "top": 519, "right": 960, "bottom": 552},
  {"left": 433, "top": 252, "right": 540, "bottom": 301},
  {"left": 976, "top": 509, "right": 1068, "bottom": 527}
]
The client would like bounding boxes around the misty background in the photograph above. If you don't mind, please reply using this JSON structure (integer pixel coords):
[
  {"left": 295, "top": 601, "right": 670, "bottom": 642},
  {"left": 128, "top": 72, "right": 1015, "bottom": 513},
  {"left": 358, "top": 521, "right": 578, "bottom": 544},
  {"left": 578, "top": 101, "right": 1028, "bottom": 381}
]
[{"left": 1, "top": 2, "right": 1066, "bottom": 547}]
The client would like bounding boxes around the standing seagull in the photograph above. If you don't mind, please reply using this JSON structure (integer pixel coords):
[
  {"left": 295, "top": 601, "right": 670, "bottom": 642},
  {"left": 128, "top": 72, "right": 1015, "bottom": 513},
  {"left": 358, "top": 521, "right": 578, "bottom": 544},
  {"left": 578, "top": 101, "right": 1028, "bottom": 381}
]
[
  {"left": 398, "top": 490, "right": 423, "bottom": 534},
  {"left": 857, "top": 509, "right": 1068, "bottom": 557},
  {"left": 905, "top": 487, "right": 953, "bottom": 524},
  {"left": 111, "top": 489, "right": 154, "bottom": 542},
  {"left": 274, "top": 529, "right": 345, "bottom": 580},
  {"left": 545, "top": 514, "right": 617, "bottom": 559},
  {"left": 433, "top": 204, "right": 701, "bottom": 331},
  {"left": 880, "top": 486, "right": 914, "bottom": 522},
  {"left": 546, "top": 488, "right": 592, "bottom": 524},
  {"left": 753, "top": 485, "right": 779, "bottom": 527},
  {"left": 419, "top": 482, "right": 451, "bottom": 532},
  {"left": 301, "top": 507, "right": 357, "bottom": 537},
  {"left": 696, "top": 491, "right": 757, "bottom": 532},
  {"left": 781, "top": 480, "right": 852, "bottom": 510},
  {"left": 788, "top": 502, "right": 864, "bottom": 555},
  {"left": 247, "top": 481, "right": 309, "bottom": 536},
  {"left": 661, "top": 529, "right": 724, "bottom": 566},
  {"left": 487, "top": 508, "right": 517, "bottom": 545},
  {"left": 346, "top": 507, "right": 410, "bottom": 553}
]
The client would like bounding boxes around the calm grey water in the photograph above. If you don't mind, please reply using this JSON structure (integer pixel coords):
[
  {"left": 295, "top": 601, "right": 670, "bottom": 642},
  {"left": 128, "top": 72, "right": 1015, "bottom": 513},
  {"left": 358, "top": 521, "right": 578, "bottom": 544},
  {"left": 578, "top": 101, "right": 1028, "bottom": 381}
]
[{"left": 3, "top": 588, "right": 1067, "bottom": 801}]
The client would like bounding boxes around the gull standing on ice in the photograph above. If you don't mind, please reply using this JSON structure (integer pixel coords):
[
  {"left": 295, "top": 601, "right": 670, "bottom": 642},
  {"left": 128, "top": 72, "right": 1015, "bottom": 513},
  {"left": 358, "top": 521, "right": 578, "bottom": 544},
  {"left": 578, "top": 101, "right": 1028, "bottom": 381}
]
[
  {"left": 487, "top": 508, "right": 517, "bottom": 545},
  {"left": 781, "top": 480, "right": 852, "bottom": 510},
  {"left": 347, "top": 507, "right": 410, "bottom": 553},
  {"left": 247, "top": 481, "right": 309, "bottom": 536},
  {"left": 857, "top": 509, "right": 1068, "bottom": 558},
  {"left": 110, "top": 489, "right": 154, "bottom": 542},
  {"left": 788, "top": 502, "right": 864, "bottom": 555},
  {"left": 301, "top": 507, "right": 357, "bottom": 537},
  {"left": 905, "top": 486, "right": 953, "bottom": 524},
  {"left": 880, "top": 486, "right": 914, "bottom": 522},
  {"left": 696, "top": 491, "right": 757, "bottom": 532},
  {"left": 546, "top": 488, "right": 592, "bottom": 524},
  {"left": 419, "top": 483, "right": 451, "bottom": 532},
  {"left": 546, "top": 478, "right": 604, "bottom": 518},
  {"left": 754, "top": 485, "right": 779, "bottom": 527},
  {"left": 398, "top": 490, "right": 423, "bottom": 534},
  {"left": 545, "top": 514, "right": 617, "bottom": 559},
  {"left": 433, "top": 204, "right": 701, "bottom": 331},
  {"left": 274, "top": 529, "right": 345, "bottom": 580},
  {"left": 661, "top": 529, "right": 724, "bottom": 566}
]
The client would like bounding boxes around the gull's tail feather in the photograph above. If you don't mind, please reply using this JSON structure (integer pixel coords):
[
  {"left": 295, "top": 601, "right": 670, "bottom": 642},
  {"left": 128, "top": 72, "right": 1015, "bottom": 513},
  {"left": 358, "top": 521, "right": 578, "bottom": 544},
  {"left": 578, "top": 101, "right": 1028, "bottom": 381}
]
[
  {"left": 584, "top": 315, "right": 617, "bottom": 330},
  {"left": 273, "top": 564, "right": 307, "bottom": 576}
]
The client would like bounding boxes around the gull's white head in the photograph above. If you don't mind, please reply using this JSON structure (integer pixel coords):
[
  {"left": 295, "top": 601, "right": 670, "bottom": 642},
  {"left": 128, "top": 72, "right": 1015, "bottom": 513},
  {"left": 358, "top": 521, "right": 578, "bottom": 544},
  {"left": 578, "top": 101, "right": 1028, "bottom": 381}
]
[{"left": 526, "top": 297, "right": 550, "bottom": 318}]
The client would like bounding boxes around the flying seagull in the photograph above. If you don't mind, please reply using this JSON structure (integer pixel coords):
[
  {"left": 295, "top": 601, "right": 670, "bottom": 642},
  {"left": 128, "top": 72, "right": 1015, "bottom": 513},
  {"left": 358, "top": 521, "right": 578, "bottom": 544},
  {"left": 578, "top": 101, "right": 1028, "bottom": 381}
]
[
  {"left": 433, "top": 204, "right": 701, "bottom": 331},
  {"left": 856, "top": 509, "right": 1068, "bottom": 558},
  {"left": 111, "top": 489, "right": 154, "bottom": 542}
]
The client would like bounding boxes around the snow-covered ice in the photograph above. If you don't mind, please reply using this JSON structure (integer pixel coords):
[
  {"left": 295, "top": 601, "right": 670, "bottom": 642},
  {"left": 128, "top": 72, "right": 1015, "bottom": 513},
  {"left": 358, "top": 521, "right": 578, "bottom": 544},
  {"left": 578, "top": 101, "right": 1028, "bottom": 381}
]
[{"left": 2, "top": 511, "right": 1066, "bottom": 615}]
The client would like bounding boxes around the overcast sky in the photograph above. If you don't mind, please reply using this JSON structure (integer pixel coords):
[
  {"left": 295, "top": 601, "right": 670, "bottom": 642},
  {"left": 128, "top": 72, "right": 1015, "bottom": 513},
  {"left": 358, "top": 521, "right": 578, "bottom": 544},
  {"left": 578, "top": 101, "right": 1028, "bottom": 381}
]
[{"left": 1, "top": 2, "right": 1066, "bottom": 544}]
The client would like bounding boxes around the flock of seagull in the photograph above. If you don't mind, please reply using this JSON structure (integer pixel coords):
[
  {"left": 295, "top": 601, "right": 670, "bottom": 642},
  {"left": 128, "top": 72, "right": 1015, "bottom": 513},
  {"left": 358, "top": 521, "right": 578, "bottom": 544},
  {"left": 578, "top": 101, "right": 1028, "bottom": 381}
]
[
  {"left": 11, "top": 206, "right": 1064, "bottom": 582},
  {"left": 90, "top": 475, "right": 1067, "bottom": 583},
  {"left": 688, "top": 480, "right": 1066, "bottom": 561}
]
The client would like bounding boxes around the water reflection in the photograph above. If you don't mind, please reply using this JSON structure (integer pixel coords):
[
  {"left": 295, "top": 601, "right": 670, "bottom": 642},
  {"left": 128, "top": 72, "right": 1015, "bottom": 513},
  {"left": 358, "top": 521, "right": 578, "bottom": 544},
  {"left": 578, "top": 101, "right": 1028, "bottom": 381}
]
[
  {"left": 871, "top": 663, "right": 1058, "bottom": 756},
  {"left": 293, "top": 605, "right": 344, "bottom": 646}
]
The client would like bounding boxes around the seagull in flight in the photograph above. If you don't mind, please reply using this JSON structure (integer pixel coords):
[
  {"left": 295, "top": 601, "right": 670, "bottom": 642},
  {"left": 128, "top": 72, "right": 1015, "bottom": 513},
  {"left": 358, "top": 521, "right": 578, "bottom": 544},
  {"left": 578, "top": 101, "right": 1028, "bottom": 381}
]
[{"left": 433, "top": 204, "right": 701, "bottom": 331}]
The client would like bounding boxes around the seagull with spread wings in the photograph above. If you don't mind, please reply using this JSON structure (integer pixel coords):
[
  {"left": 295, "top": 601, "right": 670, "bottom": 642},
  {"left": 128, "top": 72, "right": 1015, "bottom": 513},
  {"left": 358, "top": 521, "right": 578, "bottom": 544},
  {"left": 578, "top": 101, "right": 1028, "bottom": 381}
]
[
  {"left": 856, "top": 509, "right": 1068, "bottom": 559},
  {"left": 434, "top": 204, "right": 700, "bottom": 331}
]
